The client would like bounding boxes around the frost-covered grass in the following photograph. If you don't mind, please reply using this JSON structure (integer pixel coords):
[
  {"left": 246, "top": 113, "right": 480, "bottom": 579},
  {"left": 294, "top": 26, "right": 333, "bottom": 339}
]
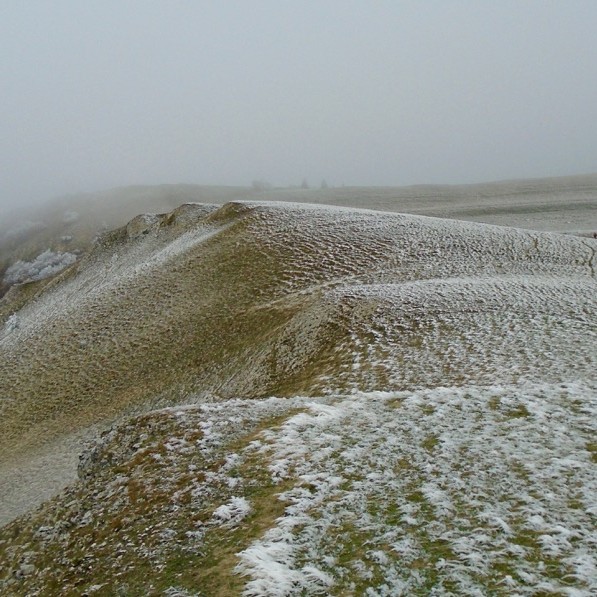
[
  {"left": 1, "top": 200, "right": 596, "bottom": 520},
  {"left": 237, "top": 382, "right": 597, "bottom": 596},
  {"left": 1, "top": 199, "right": 596, "bottom": 594},
  {"left": 1, "top": 383, "right": 595, "bottom": 595},
  {"left": 0, "top": 397, "right": 311, "bottom": 595}
]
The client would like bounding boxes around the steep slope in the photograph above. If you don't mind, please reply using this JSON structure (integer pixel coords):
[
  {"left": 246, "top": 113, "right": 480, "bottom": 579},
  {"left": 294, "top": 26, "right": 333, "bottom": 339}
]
[
  {"left": 0, "top": 185, "right": 250, "bottom": 301},
  {"left": 2, "top": 201, "right": 595, "bottom": 455},
  {"left": 0, "top": 201, "right": 596, "bottom": 595}
]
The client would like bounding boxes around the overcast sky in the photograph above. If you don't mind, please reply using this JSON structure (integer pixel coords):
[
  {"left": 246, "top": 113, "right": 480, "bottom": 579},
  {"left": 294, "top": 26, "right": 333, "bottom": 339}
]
[{"left": 1, "top": 0, "right": 596, "bottom": 211}]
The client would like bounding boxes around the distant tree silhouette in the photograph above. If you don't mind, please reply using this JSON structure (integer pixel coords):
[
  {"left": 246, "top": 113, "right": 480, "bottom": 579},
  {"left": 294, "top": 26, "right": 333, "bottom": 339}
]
[
  {"left": 301, "top": 178, "right": 309, "bottom": 189},
  {"left": 321, "top": 179, "right": 328, "bottom": 189}
]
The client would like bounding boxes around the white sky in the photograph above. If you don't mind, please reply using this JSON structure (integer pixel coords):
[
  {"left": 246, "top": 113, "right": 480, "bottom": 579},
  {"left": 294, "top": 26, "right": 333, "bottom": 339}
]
[{"left": 1, "top": 0, "right": 596, "bottom": 210}]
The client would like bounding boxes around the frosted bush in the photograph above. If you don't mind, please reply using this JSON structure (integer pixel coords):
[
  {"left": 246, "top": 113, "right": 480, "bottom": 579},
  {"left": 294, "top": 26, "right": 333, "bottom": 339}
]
[
  {"left": 212, "top": 496, "right": 251, "bottom": 526},
  {"left": 3, "top": 250, "right": 77, "bottom": 285},
  {"left": 4, "top": 314, "right": 19, "bottom": 332}
]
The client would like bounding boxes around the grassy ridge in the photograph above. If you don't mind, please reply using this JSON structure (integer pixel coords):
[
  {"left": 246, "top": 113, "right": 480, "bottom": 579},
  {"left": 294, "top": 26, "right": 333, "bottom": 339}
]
[{"left": 0, "top": 198, "right": 595, "bottom": 594}]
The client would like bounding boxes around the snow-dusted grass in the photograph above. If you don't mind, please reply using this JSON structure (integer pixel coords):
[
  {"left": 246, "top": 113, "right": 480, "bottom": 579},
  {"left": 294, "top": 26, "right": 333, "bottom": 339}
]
[
  {"left": 0, "top": 395, "right": 319, "bottom": 595},
  {"left": 1, "top": 199, "right": 596, "bottom": 594},
  {"left": 1, "top": 200, "right": 596, "bottom": 521},
  {"left": 237, "top": 382, "right": 597, "bottom": 596},
  {"left": 1, "top": 384, "right": 594, "bottom": 595}
]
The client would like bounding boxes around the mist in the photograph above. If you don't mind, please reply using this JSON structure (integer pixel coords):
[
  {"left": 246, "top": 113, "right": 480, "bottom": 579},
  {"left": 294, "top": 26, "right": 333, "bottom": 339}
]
[{"left": 1, "top": 0, "right": 597, "bottom": 215}]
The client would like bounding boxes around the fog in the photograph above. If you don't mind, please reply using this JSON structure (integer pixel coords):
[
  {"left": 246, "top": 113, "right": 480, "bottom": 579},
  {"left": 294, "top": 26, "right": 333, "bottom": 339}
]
[{"left": 1, "top": 1, "right": 597, "bottom": 214}]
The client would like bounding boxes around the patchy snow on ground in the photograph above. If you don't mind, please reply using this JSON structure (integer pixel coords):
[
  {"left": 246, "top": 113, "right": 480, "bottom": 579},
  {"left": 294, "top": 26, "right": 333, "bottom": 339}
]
[{"left": 236, "top": 382, "right": 597, "bottom": 596}]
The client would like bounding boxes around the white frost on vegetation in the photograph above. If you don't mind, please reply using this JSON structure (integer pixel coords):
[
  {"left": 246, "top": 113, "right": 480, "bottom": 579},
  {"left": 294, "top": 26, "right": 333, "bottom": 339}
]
[
  {"left": 212, "top": 496, "right": 252, "bottom": 527},
  {"left": 236, "top": 382, "right": 597, "bottom": 596},
  {"left": 4, "top": 314, "right": 19, "bottom": 333},
  {"left": 163, "top": 587, "right": 201, "bottom": 597},
  {"left": 239, "top": 535, "right": 334, "bottom": 597},
  {"left": 3, "top": 250, "right": 76, "bottom": 285}
]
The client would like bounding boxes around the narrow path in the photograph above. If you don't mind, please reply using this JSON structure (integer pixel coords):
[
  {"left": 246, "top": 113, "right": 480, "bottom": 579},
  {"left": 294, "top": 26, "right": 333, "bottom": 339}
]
[{"left": 0, "top": 431, "right": 93, "bottom": 527}]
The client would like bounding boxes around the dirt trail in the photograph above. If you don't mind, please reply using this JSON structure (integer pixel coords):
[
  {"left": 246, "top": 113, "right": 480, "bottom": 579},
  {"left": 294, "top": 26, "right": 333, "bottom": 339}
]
[{"left": 0, "top": 430, "right": 94, "bottom": 527}]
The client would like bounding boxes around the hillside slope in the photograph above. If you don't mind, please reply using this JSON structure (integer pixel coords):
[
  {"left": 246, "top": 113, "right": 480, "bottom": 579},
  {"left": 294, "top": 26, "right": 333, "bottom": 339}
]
[
  {"left": 1, "top": 383, "right": 595, "bottom": 595},
  {"left": 2, "top": 173, "right": 596, "bottom": 303},
  {"left": 2, "top": 201, "right": 595, "bottom": 452},
  {"left": 0, "top": 200, "right": 596, "bottom": 595}
]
